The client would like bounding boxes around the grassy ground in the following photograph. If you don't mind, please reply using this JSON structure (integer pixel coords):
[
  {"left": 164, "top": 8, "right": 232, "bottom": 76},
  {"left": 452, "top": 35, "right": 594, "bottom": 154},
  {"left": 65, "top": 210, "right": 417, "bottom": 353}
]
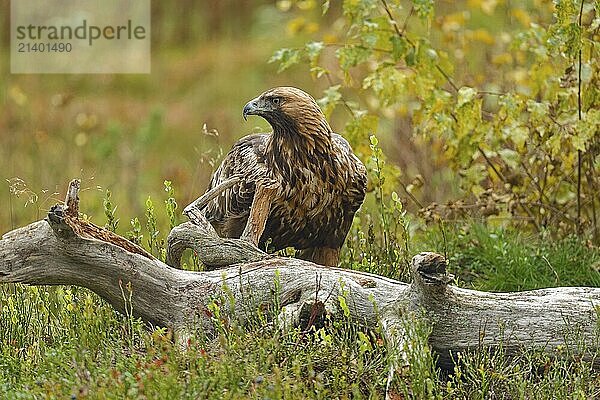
[{"left": 1, "top": 213, "right": 599, "bottom": 399}]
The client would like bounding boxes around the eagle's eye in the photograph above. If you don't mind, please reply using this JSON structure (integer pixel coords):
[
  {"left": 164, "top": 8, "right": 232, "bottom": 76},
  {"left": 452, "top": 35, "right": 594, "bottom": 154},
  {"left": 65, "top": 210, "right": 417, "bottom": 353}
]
[{"left": 271, "top": 97, "right": 281, "bottom": 106}]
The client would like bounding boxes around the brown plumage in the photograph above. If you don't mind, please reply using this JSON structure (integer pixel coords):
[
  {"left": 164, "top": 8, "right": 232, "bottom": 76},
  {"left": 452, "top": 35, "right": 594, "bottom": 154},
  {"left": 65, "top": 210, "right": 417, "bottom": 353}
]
[{"left": 192, "top": 87, "right": 367, "bottom": 266}]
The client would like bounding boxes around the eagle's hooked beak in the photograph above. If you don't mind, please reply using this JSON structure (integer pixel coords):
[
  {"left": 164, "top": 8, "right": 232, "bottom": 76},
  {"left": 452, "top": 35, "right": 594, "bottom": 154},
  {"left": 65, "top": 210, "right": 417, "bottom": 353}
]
[{"left": 243, "top": 97, "right": 261, "bottom": 121}]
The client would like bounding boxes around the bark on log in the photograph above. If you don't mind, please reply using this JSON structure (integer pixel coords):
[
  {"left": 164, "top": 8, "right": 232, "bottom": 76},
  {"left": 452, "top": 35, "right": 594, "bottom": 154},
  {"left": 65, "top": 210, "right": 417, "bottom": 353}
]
[{"left": 0, "top": 180, "right": 599, "bottom": 373}]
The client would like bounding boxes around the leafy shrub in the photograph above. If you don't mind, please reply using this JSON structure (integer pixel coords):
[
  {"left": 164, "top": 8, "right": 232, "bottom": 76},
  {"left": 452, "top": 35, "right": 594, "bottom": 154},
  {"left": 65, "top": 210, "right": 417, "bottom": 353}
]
[{"left": 272, "top": 0, "right": 600, "bottom": 241}]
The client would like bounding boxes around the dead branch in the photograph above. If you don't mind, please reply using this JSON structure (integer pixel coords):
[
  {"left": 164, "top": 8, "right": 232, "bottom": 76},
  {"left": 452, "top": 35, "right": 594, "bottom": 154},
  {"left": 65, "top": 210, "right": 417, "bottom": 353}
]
[{"left": 0, "top": 179, "right": 599, "bottom": 374}]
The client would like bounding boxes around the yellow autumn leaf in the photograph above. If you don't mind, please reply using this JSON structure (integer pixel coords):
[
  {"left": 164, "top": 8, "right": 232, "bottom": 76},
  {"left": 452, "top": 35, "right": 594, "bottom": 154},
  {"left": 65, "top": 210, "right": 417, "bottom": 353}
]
[
  {"left": 441, "top": 12, "right": 469, "bottom": 32},
  {"left": 287, "top": 17, "right": 306, "bottom": 35},
  {"left": 512, "top": 8, "right": 532, "bottom": 27},
  {"left": 323, "top": 33, "right": 338, "bottom": 44},
  {"left": 492, "top": 53, "right": 513, "bottom": 65},
  {"left": 305, "top": 22, "right": 319, "bottom": 34},
  {"left": 481, "top": 0, "right": 499, "bottom": 15},
  {"left": 457, "top": 86, "right": 477, "bottom": 108},
  {"left": 297, "top": 0, "right": 316, "bottom": 11},
  {"left": 9, "top": 85, "right": 28, "bottom": 106},
  {"left": 506, "top": 125, "right": 529, "bottom": 151},
  {"left": 276, "top": 0, "right": 292, "bottom": 12},
  {"left": 471, "top": 29, "right": 495, "bottom": 45}
]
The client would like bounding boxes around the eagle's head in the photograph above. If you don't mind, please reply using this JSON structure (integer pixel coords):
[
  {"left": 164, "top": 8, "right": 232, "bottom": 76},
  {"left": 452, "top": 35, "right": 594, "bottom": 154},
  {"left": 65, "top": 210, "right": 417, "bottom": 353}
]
[{"left": 243, "top": 87, "right": 331, "bottom": 138}]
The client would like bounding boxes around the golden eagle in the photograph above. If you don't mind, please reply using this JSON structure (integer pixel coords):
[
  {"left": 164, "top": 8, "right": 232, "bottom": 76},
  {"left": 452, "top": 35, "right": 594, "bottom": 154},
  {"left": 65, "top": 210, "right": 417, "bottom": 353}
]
[{"left": 186, "top": 87, "right": 367, "bottom": 266}]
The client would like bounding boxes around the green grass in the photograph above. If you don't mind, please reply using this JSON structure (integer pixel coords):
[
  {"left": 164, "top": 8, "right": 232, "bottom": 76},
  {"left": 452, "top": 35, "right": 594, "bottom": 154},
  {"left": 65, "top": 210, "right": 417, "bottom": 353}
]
[
  {"left": 0, "top": 284, "right": 390, "bottom": 399},
  {"left": 2, "top": 217, "right": 599, "bottom": 399},
  {"left": 416, "top": 223, "right": 600, "bottom": 292}
]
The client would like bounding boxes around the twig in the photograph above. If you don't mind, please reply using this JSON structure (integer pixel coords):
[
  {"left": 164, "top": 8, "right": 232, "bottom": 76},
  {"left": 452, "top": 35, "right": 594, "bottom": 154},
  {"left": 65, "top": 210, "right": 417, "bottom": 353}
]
[
  {"left": 477, "top": 91, "right": 506, "bottom": 97},
  {"left": 542, "top": 255, "right": 560, "bottom": 284},
  {"left": 435, "top": 65, "right": 459, "bottom": 93},
  {"left": 477, "top": 147, "right": 540, "bottom": 231},
  {"left": 398, "top": 178, "right": 424, "bottom": 209},
  {"left": 380, "top": 0, "right": 403, "bottom": 38},
  {"left": 478, "top": 146, "right": 506, "bottom": 182},
  {"left": 323, "top": 42, "right": 392, "bottom": 54},
  {"left": 324, "top": 72, "right": 357, "bottom": 118},
  {"left": 305, "top": 273, "right": 324, "bottom": 332},
  {"left": 400, "top": 6, "right": 414, "bottom": 35},
  {"left": 576, "top": 0, "right": 585, "bottom": 235},
  {"left": 64, "top": 179, "right": 81, "bottom": 217},
  {"left": 587, "top": 150, "right": 599, "bottom": 241},
  {"left": 529, "top": 202, "right": 577, "bottom": 227},
  {"left": 519, "top": 159, "right": 551, "bottom": 205},
  {"left": 379, "top": 0, "right": 459, "bottom": 93}
]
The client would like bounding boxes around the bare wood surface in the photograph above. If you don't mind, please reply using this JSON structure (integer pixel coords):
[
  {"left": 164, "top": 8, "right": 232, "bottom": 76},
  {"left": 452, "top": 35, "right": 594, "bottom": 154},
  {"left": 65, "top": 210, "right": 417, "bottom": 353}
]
[
  {"left": 55, "top": 180, "right": 155, "bottom": 259},
  {"left": 166, "top": 218, "right": 270, "bottom": 269},
  {"left": 64, "top": 178, "right": 80, "bottom": 217},
  {"left": 1, "top": 180, "right": 600, "bottom": 372}
]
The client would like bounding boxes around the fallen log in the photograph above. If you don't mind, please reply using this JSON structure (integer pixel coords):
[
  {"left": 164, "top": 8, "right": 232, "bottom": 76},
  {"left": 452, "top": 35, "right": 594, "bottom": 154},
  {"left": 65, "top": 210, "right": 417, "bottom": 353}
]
[{"left": 0, "top": 179, "right": 599, "bottom": 374}]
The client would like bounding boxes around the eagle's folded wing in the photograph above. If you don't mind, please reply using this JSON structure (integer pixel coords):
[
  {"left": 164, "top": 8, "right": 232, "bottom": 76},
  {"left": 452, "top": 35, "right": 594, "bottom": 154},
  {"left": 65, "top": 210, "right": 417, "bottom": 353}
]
[{"left": 202, "top": 133, "right": 270, "bottom": 237}]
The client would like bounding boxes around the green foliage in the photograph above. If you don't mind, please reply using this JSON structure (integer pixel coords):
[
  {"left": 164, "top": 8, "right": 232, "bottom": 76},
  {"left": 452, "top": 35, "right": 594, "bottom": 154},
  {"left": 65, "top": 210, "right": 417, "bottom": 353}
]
[
  {"left": 163, "top": 180, "right": 179, "bottom": 231},
  {"left": 126, "top": 217, "right": 143, "bottom": 246},
  {"left": 0, "top": 276, "right": 391, "bottom": 398},
  {"left": 2, "top": 2, "right": 600, "bottom": 398},
  {"left": 145, "top": 196, "right": 160, "bottom": 258},
  {"left": 269, "top": 47, "right": 302, "bottom": 72},
  {"left": 103, "top": 188, "right": 120, "bottom": 233},
  {"left": 273, "top": 0, "right": 600, "bottom": 241},
  {"left": 344, "top": 134, "right": 411, "bottom": 279},
  {"left": 446, "top": 341, "right": 598, "bottom": 399},
  {"left": 390, "top": 313, "right": 442, "bottom": 399}
]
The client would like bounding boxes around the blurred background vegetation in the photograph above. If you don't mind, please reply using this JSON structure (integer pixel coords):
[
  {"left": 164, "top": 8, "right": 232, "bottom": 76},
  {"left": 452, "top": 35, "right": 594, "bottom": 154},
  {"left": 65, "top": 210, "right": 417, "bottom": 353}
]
[
  {"left": 1, "top": 0, "right": 598, "bottom": 247},
  {"left": 1, "top": 1, "right": 319, "bottom": 233}
]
